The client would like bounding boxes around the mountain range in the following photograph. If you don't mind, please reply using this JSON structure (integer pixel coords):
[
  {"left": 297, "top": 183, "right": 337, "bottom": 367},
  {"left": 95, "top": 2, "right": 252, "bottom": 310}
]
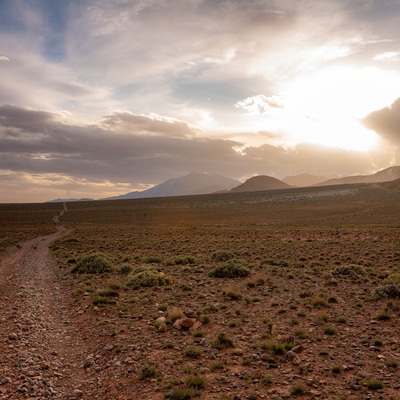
[
  {"left": 103, "top": 172, "right": 240, "bottom": 200},
  {"left": 46, "top": 166, "right": 400, "bottom": 202}
]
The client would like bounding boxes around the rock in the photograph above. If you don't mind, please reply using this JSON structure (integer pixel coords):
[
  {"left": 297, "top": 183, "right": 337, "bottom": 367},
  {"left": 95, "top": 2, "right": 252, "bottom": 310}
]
[
  {"left": 8, "top": 333, "right": 18, "bottom": 340},
  {"left": 189, "top": 321, "right": 202, "bottom": 332},
  {"left": 180, "top": 318, "right": 195, "bottom": 329},
  {"left": 155, "top": 316, "right": 166, "bottom": 324},
  {"left": 184, "top": 310, "right": 197, "bottom": 318},
  {"left": 173, "top": 319, "right": 182, "bottom": 331},
  {"left": 291, "top": 345, "right": 304, "bottom": 354},
  {"left": 158, "top": 324, "right": 167, "bottom": 333}
]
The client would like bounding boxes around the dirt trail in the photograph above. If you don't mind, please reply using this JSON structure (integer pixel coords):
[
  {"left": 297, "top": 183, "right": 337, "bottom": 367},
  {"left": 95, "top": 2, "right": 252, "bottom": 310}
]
[{"left": 0, "top": 204, "right": 98, "bottom": 399}]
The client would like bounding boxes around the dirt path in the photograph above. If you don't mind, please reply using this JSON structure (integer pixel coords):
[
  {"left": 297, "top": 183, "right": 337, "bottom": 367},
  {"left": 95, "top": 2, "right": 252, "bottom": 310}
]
[{"left": 0, "top": 205, "right": 97, "bottom": 400}]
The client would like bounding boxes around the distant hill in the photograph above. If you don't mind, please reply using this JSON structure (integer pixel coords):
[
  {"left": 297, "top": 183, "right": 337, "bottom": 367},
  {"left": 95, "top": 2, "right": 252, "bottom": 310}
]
[
  {"left": 231, "top": 175, "right": 291, "bottom": 193},
  {"left": 282, "top": 173, "right": 327, "bottom": 187},
  {"left": 379, "top": 178, "right": 400, "bottom": 190},
  {"left": 103, "top": 173, "right": 240, "bottom": 200},
  {"left": 316, "top": 166, "right": 400, "bottom": 186},
  {"left": 46, "top": 198, "right": 94, "bottom": 203}
]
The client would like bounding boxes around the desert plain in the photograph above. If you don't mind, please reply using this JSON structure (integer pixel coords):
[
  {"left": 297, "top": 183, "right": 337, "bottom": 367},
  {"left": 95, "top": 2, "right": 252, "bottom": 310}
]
[{"left": 1, "top": 184, "right": 400, "bottom": 400}]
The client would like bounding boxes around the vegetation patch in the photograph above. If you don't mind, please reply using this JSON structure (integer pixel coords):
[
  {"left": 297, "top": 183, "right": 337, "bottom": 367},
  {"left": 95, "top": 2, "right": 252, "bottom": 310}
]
[
  {"left": 125, "top": 267, "right": 171, "bottom": 288},
  {"left": 332, "top": 264, "right": 364, "bottom": 278},
  {"left": 71, "top": 254, "right": 112, "bottom": 274},
  {"left": 373, "top": 284, "right": 400, "bottom": 300},
  {"left": 209, "top": 261, "right": 250, "bottom": 278}
]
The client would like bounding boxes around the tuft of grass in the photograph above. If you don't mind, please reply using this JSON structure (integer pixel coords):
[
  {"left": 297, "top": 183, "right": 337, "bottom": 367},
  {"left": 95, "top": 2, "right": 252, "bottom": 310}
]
[
  {"left": 376, "top": 311, "right": 391, "bottom": 321},
  {"left": 291, "top": 381, "right": 307, "bottom": 396},
  {"left": 366, "top": 379, "right": 383, "bottom": 390},
  {"left": 165, "top": 388, "right": 196, "bottom": 400},
  {"left": 331, "top": 365, "right": 344, "bottom": 374},
  {"left": 186, "top": 375, "right": 206, "bottom": 390},
  {"left": 183, "top": 346, "right": 201, "bottom": 359},
  {"left": 222, "top": 285, "right": 242, "bottom": 300},
  {"left": 324, "top": 326, "right": 337, "bottom": 335},
  {"left": 139, "top": 364, "right": 158, "bottom": 380},
  {"left": 211, "top": 332, "right": 234, "bottom": 350},
  {"left": 71, "top": 254, "right": 112, "bottom": 274}
]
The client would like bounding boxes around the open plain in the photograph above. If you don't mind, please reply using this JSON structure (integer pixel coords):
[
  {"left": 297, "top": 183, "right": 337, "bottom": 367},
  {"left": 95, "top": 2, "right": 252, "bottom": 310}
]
[{"left": 1, "top": 184, "right": 400, "bottom": 400}]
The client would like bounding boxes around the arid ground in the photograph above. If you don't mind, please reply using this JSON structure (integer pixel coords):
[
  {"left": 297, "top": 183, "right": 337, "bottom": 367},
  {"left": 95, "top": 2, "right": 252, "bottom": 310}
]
[{"left": 1, "top": 184, "right": 400, "bottom": 400}]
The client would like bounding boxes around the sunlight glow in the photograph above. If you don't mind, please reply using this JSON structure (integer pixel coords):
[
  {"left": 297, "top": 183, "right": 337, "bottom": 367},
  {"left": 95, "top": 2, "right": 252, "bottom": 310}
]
[{"left": 275, "top": 66, "right": 400, "bottom": 151}]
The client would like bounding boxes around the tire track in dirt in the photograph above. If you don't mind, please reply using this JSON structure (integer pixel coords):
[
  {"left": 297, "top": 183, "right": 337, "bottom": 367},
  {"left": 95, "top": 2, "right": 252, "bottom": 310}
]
[{"left": 0, "top": 203, "right": 95, "bottom": 399}]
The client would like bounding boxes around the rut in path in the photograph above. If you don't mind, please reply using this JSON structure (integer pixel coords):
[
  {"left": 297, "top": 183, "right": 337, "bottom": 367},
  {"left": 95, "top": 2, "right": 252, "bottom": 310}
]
[{"left": 0, "top": 207, "right": 92, "bottom": 399}]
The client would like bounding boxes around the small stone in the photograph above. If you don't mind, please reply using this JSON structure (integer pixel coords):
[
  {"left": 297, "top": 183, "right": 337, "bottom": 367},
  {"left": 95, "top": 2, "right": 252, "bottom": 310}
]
[
  {"left": 189, "top": 321, "right": 202, "bottom": 332},
  {"left": 8, "top": 333, "right": 18, "bottom": 340},
  {"left": 180, "top": 318, "right": 195, "bottom": 329},
  {"left": 292, "top": 345, "right": 304, "bottom": 354}
]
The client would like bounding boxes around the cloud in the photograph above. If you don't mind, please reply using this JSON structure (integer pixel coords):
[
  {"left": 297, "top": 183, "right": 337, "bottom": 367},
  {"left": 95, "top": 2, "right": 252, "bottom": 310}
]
[
  {"left": 373, "top": 52, "right": 400, "bottom": 62},
  {"left": 364, "top": 98, "right": 400, "bottom": 144},
  {"left": 0, "top": 55, "right": 10, "bottom": 61},
  {"left": 101, "top": 111, "right": 200, "bottom": 138},
  {"left": 0, "top": 104, "right": 395, "bottom": 202},
  {"left": 235, "top": 95, "right": 285, "bottom": 115}
]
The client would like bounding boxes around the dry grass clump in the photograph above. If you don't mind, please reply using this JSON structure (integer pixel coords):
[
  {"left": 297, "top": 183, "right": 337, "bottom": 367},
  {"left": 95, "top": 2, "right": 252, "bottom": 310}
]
[
  {"left": 211, "top": 332, "right": 234, "bottom": 350},
  {"left": 71, "top": 254, "right": 112, "bottom": 274},
  {"left": 212, "top": 251, "right": 235, "bottom": 262},
  {"left": 209, "top": 261, "right": 250, "bottom": 278},
  {"left": 222, "top": 285, "right": 242, "bottom": 300}
]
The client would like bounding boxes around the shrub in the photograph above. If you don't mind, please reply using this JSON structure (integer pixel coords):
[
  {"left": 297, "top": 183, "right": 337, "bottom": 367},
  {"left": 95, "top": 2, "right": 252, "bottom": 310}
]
[
  {"left": 373, "top": 284, "right": 400, "bottom": 300},
  {"left": 212, "top": 251, "right": 235, "bottom": 262},
  {"left": 332, "top": 264, "right": 364, "bottom": 278},
  {"left": 165, "top": 389, "right": 196, "bottom": 400},
  {"left": 125, "top": 267, "right": 171, "bottom": 288},
  {"left": 366, "top": 379, "right": 383, "bottom": 390},
  {"left": 261, "top": 258, "right": 289, "bottom": 267},
  {"left": 291, "top": 382, "right": 307, "bottom": 396},
  {"left": 166, "top": 308, "right": 185, "bottom": 323},
  {"left": 211, "top": 333, "right": 234, "bottom": 350},
  {"left": 183, "top": 346, "right": 201, "bottom": 359},
  {"left": 186, "top": 375, "right": 206, "bottom": 390},
  {"left": 139, "top": 364, "right": 157, "bottom": 380},
  {"left": 324, "top": 326, "right": 337, "bottom": 335},
  {"left": 261, "top": 340, "right": 294, "bottom": 355},
  {"left": 331, "top": 365, "right": 343, "bottom": 374},
  {"left": 222, "top": 285, "right": 242, "bottom": 300},
  {"left": 170, "top": 256, "right": 196, "bottom": 265},
  {"left": 144, "top": 255, "right": 162, "bottom": 263},
  {"left": 209, "top": 261, "right": 250, "bottom": 278},
  {"left": 117, "top": 264, "right": 132, "bottom": 274},
  {"left": 71, "top": 254, "right": 112, "bottom": 274}
]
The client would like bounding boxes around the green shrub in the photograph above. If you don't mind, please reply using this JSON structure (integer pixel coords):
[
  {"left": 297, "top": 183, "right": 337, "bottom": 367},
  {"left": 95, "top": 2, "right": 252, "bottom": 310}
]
[
  {"left": 126, "top": 267, "right": 171, "bottom": 288},
  {"left": 332, "top": 264, "right": 364, "bottom": 277},
  {"left": 209, "top": 261, "right": 250, "bottom": 278},
  {"left": 373, "top": 284, "right": 400, "bottom": 300},
  {"left": 71, "top": 254, "right": 112, "bottom": 274},
  {"left": 169, "top": 256, "right": 196, "bottom": 265},
  {"left": 212, "top": 251, "right": 235, "bottom": 262}
]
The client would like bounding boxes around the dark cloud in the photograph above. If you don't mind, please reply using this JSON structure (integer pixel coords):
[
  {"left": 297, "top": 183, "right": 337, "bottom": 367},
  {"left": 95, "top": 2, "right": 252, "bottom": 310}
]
[
  {"left": 0, "top": 105, "right": 391, "bottom": 202},
  {"left": 364, "top": 98, "right": 400, "bottom": 144}
]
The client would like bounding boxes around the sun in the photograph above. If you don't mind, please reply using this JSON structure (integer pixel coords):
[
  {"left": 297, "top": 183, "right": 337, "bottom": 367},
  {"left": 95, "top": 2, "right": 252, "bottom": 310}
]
[{"left": 276, "top": 65, "right": 400, "bottom": 151}]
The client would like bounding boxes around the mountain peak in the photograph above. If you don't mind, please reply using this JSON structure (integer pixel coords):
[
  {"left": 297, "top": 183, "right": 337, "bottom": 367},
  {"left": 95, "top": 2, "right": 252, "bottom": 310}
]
[{"left": 231, "top": 175, "right": 291, "bottom": 193}]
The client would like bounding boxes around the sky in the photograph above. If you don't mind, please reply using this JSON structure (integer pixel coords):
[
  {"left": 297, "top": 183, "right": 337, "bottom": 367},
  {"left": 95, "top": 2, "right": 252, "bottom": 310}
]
[{"left": 1, "top": 0, "right": 400, "bottom": 202}]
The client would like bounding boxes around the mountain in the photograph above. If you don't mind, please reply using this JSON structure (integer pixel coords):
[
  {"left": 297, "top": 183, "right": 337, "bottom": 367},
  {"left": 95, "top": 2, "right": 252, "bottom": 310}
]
[
  {"left": 282, "top": 173, "right": 328, "bottom": 187},
  {"left": 46, "top": 198, "right": 94, "bottom": 203},
  {"left": 316, "top": 166, "right": 400, "bottom": 186},
  {"left": 379, "top": 178, "right": 400, "bottom": 190},
  {"left": 103, "top": 173, "right": 241, "bottom": 200},
  {"left": 230, "top": 175, "right": 291, "bottom": 193}
]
